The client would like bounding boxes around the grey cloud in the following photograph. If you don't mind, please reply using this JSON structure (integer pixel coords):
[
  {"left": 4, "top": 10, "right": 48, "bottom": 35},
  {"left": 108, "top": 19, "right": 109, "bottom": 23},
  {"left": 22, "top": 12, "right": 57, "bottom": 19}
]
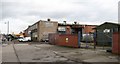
[
  {"left": 0, "top": 0, "right": 119, "bottom": 33},
  {"left": 2, "top": 0, "right": 118, "bottom": 22},
  {"left": 1, "top": 1, "right": 34, "bottom": 19},
  {"left": 27, "top": 10, "right": 72, "bottom": 19}
]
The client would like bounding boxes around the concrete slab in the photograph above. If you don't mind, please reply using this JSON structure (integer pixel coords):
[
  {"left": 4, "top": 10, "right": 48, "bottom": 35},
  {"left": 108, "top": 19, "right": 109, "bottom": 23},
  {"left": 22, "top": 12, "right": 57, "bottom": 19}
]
[
  {"left": 14, "top": 44, "right": 72, "bottom": 62},
  {"left": 2, "top": 44, "right": 18, "bottom": 62},
  {"left": 83, "top": 56, "right": 119, "bottom": 62},
  {"left": 2, "top": 42, "right": 119, "bottom": 64}
]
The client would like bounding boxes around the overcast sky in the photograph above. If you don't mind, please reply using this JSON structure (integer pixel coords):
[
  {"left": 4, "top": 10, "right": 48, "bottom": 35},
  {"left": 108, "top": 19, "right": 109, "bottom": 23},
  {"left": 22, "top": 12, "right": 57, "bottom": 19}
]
[{"left": 0, "top": 0, "right": 119, "bottom": 34}]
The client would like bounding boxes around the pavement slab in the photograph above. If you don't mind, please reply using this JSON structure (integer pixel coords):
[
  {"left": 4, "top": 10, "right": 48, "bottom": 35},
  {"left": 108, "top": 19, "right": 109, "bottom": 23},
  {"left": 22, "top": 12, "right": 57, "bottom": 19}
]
[{"left": 2, "top": 44, "right": 19, "bottom": 62}]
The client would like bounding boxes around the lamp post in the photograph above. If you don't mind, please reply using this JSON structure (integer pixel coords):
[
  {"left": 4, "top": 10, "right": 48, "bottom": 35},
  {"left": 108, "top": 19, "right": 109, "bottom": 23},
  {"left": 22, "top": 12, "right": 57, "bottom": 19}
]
[
  {"left": 5, "top": 21, "right": 9, "bottom": 35},
  {"left": 7, "top": 21, "right": 9, "bottom": 35},
  {"left": 4, "top": 21, "right": 10, "bottom": 42}
]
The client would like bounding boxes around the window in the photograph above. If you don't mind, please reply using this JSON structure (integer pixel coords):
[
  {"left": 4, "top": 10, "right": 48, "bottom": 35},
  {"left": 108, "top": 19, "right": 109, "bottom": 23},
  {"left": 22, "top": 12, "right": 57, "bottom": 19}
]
[
  {"left": 103, "top": 29, "right": 110, "bottom": 33},
  {"left": 58, "top": 27, "right": 66, "bottom": 31}
]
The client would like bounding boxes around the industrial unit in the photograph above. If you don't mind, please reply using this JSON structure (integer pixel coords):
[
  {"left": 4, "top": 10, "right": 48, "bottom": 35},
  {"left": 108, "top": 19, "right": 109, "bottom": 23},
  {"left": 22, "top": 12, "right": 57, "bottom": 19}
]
[
  {"left": 24, "top": 19, "right": 58, "bottom": 41},
  {"left": 24, "top": 19, "right": 96, "bottom": 42},
  {"left": 95, "top": 22, "right": 120, "bottom": 46}
]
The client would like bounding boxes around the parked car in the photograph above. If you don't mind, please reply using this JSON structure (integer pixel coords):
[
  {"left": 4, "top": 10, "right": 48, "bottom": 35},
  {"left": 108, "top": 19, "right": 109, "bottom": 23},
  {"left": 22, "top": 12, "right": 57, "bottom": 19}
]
[{"left": 18, "top": 37, "right": 31, "bottom": 42}]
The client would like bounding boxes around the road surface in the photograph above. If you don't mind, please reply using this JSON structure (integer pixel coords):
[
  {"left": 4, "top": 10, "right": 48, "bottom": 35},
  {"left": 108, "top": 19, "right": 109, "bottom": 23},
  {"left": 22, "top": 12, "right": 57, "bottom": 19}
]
[{"left": 2, "top": 41, "right": 119, "bottom": 64}]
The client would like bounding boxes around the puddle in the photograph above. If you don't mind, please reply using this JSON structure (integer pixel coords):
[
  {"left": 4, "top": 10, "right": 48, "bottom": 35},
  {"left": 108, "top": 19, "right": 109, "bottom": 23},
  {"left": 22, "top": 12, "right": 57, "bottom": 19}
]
[
  {"left": 2, "top": 45, "right": 7, "bottom": 47},
  {"left": 45, "top": 56, "right": 50, "bottom": 58},
  {"left": 61, "top": 51, "right": 68, "bottom": 53},
  {"left": 32, "top": 58, "right": 41, "bottom": 60},
  {"left": 108, "top": 56, "right": 118, "bottom": 59}
]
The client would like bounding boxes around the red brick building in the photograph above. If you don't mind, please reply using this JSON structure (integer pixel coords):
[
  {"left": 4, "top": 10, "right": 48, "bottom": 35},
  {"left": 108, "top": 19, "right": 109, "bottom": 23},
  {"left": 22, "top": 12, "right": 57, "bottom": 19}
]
[
  {"left": 58, "top": 23, "right": 96, "bottom": 34},
  {"left": 83, "top": 25, "right": 96, "bottom": 34}
]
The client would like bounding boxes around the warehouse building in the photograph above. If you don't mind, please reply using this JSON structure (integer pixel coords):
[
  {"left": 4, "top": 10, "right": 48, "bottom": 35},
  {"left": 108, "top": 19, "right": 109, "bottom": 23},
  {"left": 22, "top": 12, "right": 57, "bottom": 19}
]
[
  {"left": 95, "top": 22, "right": 120, "bottom": 46},
  {"left": 24, "top": 19, "right": 58, "bottom": 41},
  {"left": 58, "top": 22, "right": 96, "bottom": 41},
  {"left": 24, "top": 20, "right": 97, "bottom": 42}
]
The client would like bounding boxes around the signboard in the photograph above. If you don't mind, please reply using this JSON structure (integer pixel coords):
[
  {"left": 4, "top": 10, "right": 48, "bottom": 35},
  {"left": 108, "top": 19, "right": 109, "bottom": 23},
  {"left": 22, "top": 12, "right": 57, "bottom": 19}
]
[{"left": 58, "top": 27, "right": 66, "bottom": 31}]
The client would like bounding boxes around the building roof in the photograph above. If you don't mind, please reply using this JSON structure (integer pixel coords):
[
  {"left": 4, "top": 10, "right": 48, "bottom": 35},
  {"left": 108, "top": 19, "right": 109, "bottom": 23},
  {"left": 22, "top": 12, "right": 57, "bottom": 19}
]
[
  {"left": 95, "top": 22, "right": 120, "bottom": 29},
  {"left": 58, "top": 23, "right": 97, "bottom": 26},
  {"left": 24, "top": 19, "right": 58, "bottom": 31},
  {"left": 99, "top": 22, "right": 120, "bottom": 26},
  {"left": 58, "top": 23, "right": 97, "bottom": 28}
]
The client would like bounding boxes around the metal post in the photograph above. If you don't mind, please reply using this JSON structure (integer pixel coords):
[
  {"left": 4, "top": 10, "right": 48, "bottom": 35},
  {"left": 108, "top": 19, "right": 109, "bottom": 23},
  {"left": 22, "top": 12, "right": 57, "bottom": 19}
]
[
  {"left": 6, "top": 21, "right": 10, "bottom": 43},
  {"left": 4, "top": 21, "right": 9, "bottom": 34},
  {"left": 93, "top": 32, "right": 96, "bottom": 49},
  {"left": 78, "top": 31, "right": 81, "bottom": 47},
  {"left": 7, "top": 21, "right": 9, "bottom": 35},
  {"left": 111, "top": 28, "right": 113, "bottom": 52},
  {"left": 86, "top": 34, "right": 89, "bottom": 48}
]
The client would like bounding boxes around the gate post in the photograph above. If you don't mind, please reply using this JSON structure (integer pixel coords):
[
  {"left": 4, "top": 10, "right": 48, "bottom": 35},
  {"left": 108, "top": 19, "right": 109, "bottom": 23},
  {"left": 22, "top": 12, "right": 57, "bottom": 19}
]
[
  {"left": 78, "top": 31, "right": 81, "bottom": 48},
  {"left": 93, "top": 32, "right": 96, "bottom": 49}
]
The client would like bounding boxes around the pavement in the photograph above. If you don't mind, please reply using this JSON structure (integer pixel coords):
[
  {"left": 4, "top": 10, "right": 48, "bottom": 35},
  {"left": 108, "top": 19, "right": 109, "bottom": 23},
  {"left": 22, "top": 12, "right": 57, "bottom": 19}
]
[
  {"left": 2, "top": 44, "right": 18, "bottom": 62},
  {"left": 1, "top": 41, "right": 120, "bottom": 64}
]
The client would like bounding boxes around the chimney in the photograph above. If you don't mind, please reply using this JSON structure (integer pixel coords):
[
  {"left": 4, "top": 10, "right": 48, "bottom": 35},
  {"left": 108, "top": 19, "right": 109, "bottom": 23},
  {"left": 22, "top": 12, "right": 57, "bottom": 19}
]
[
  {"left": 63, "top": 21, "right": 66, "bottom": 25},
  {"left": 74, "top": 21, "right": 77, "bottom": 24},
  {"left": 47, "top": 18, "right": 51, "bottom": 21}
]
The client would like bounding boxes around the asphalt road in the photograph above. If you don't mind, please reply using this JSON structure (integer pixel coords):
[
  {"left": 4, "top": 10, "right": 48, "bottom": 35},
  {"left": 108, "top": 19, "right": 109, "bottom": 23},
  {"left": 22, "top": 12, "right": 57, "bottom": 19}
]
[
  {"left": 2, "top": 42, "right": 83, "bottom": 64},
  {"left": 1, "top": 41, "right": 119, "bottom": 64}
]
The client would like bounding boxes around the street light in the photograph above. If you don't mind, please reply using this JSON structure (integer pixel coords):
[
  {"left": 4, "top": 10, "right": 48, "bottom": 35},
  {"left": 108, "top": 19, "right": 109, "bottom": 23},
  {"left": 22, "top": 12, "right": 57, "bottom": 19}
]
[{"left": 5, "top": 21, "right": 9, "bottom": 35}]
